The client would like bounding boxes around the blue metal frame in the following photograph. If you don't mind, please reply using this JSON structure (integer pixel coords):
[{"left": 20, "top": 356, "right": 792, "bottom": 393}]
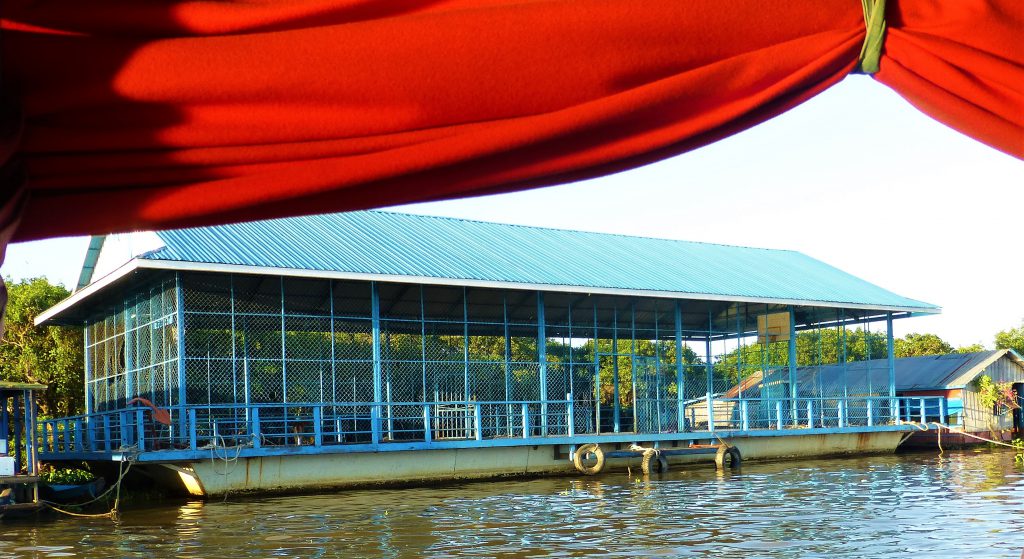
[
  {"left": 38, "top": 395, "right": 940, "bottom": 463},
  {"left": 52, "top": 270, "right": 929, "bottom": 468}
]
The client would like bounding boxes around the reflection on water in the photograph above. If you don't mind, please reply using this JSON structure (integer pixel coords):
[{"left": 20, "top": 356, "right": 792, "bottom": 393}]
[{"left": 2, "top": 450, "right": 1023, "bottom": 558}]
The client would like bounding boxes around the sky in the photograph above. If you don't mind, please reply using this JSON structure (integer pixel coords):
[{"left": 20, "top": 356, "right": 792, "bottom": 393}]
[{"left": 3, "top": 76, "right": 1022, "bottom": 348}]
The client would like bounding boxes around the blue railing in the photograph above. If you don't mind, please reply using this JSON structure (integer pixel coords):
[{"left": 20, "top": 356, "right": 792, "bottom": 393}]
[
  {"left": 37, "top": 396, "right": 948, "bottom": 457},
  {"left": 682, "top": 395, "right": 948, "bottom": 432},
  {"left": 38, "top": 399, "right": 577, "bottom": 455}
]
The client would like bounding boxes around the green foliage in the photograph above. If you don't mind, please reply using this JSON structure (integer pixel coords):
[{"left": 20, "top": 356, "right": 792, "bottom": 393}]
[
  {"left": 40, "top": 467, "right": 95, "bottom": 484},
  {"left": 955, "top": 343, "right": 986, "bottom": 354},
  {"left": 972, "top": 374, "right": 1019, "bottom": 414},
  {"left": 894, "top": 333, "right": 953, "bottom": 358},
  {"left": 0, "top": 277, "right": 84, "bottom": 416},
  {"left": 974, "top": 374, "right": 998, "bottom": 410},
  {"left": 794, "top": 328, "right": 888, "bottom": 366},
  {"left": 994, "top": 321, "right": 1024, "bottom": 356},
  {"left": 1013, "top": 439, "right": 1024, "bottom": 465}
]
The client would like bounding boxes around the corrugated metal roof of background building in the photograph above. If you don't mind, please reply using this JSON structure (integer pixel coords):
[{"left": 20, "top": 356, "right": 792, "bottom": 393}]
[
  {"left": 796, "top": 350, "right": 1022, "bottom": 391},
  {"left": 142, "top": 211, "right": 937, "bottom": 311}
]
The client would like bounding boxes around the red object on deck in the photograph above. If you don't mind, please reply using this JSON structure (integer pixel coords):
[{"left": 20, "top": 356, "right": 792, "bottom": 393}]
[
  {"left": 0, "top": 1, "right": 1019, "bottom": 244},
  {"left": 127, "top": 397, "right": 171, "bottom": 427}
]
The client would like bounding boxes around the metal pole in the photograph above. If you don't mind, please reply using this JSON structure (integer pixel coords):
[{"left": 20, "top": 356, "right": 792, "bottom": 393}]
[
  {"left": 788, "top": 306, "right": 798, "bottom": 424},
  {"left": 329, "top": 280, "right": 337, "bottom": 418},
  {"left": 280, "top": 277, "right": 288, "bottom": 405},
  {"left": 175, "top": 273, "right": 187, "bottom": 439},
  {"left": 538, "top": 292, "right": 548, "bottom": 436},
  {"left": 612, "top": 307, "right": 620, "bottom": 433},
  {"left": 84, "top": 323, "right": 93, "bottom": 417},
  {"left": 675, "top": 302, "right": 685, "bottom": 432},
  {"left": 705, "top": 311, "right": 713, "bottom": 432},
  {"left": 231, "top": 276, "right": 241, "bottom": 419},
  {"left": 593, "top": 303, "right": 600, "bottom": 434},
  {"left": 463, "top": 286, "right": 471, "bottom": 433},
  {"left": 887, "top": 312, "right": 896, "bottom": 422},
  {"left": 503, "top": 293, "right": 512, "bottom": 437},
  {"left": 630, "top": 302, "right": 637, "bottom": 433},
  {"left": 370, "top": 282, "right": 383, "bottom": 444},
  {"left": 124, "top": 302, "right": 134, "bottom": 405}
]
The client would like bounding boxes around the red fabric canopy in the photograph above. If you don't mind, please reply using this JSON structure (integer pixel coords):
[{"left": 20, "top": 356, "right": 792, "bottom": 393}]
[{"left": 0, "top": 0, "right": 1021, "bottom": 246}]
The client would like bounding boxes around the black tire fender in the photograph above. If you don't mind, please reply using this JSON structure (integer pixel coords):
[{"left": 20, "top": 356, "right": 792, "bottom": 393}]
[{"left": 715, "top": 444, "right": 741, "bottom": 470}]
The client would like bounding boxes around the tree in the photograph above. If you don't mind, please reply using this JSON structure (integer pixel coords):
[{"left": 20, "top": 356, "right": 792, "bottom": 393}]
[
  {"left": 0, "top": 278, "right": 84, "bottom": 417},
  {"left": 955, "top": 343, "right": 986, "bottom": 354},
  {"left": 994, "top": 321, "right": 1024, "bottom": 355},
  {"left": 894, "top": 333, "right": 954, "bottom": 358}
]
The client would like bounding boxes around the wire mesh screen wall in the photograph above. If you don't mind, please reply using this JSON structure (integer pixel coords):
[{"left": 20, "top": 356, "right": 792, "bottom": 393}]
[
  {"left": 81, "top": 271, "right": 901, "bottom": 440},
  {"left": 85, "top": 276, "right": 178, "bottom": 413}
]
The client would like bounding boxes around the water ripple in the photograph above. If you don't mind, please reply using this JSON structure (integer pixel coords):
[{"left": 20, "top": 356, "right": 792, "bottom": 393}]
[{"left": 2, "top": 450, "right": 1024, "bottom": 558}]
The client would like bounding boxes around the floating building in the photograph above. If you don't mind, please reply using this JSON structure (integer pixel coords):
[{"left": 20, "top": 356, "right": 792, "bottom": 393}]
[{"left": 36, "top": 211, "right": 945, "bottom": 496}]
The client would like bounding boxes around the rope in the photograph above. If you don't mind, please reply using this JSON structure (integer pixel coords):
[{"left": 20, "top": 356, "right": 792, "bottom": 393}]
[
  {"left": 904, "top": 420, "right": 1020, "bottom": 450},
  {"left": 929, "top": 422, "right": 1019, "bottom": 449},
  {"left": 209, "top": 434, "right": 252, "bottom": 476},
  {"left": 41, "top": 450, "right": 136, "bottom": 521},
  {"left": 628, "top": 444, "right": 663, "bottom": 475},
  {"left": 856, "top": 0, "right": 887, "bottom": 74}
]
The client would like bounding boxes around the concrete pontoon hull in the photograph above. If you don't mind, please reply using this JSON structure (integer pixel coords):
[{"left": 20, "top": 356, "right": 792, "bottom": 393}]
[{"left": 156, "top": 430, "right": 907, "bottom": 497}]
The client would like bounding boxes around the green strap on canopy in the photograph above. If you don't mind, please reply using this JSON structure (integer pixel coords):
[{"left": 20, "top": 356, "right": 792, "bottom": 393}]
[{"left": 856, "top": 0, "right": 886, "bottom": 74}]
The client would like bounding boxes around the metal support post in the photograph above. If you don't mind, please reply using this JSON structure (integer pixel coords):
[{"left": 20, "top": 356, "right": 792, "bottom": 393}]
[
  {"left": 538, "top": 292, "right": 548, "bottom": 436},
  {"left": 370, "top": 282, "right": 383, "bottom": 444},
  {"left": 252, "top": 407, "right": 261, "bottom": 449},
  {"left": 887, "top": 313, "right": 896, "bottom": 422},
  {"left": 84, "top": 327, "right": 92, "bottom": 417},
  {"left": 593, "top": 305, "right": 600, "bottom": 434},
  {"left": 675, "top": 303, "right": 686, "bottom": 432},
  {"left": 630, "top": 302, "right": 638, "bottom": 433},
  {"left": 788, "top": 307, "right": 798, "bottom": 424},
  {"left": 705, "top": 323, "right": 714, "bottom": 433},
  {"left": 313, "top": 406, "right": 323, "bottom": 447},
  {"left": 103, "top": 415, "right": 112, "bottom": 452},
  {"left": 567, "top": 395, "right": 575, "bottom": 437},
  {"left": 135, "top": 411, "right": 145, "bottom": 451},
  {"left": 612, "top": 307, "right": 620, "bottom": 433},
  {"left": 474, "top": 403, "right": 483, "bottom": 441},
  {"left": 707, "top": 392, "right": 715, "bottom": 432},
  {"left": 75, "top": 419, "right": 85, "bottom": 452},
  {"left": 280, "top": 277, "right": 288, "bottom": 405},
  {"left": 175, "top": 273, "right": 187, "bottom": 439},
  {"left": 188, "top": 408, "right": 197, "bottom": 450},
  {"left": 423, "top": 405, "right": 432, "bottom": 443}
]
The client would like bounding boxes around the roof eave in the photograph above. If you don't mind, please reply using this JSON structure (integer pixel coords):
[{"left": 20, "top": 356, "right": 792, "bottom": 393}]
[
  {"left": 135, "top": 259, "right": 942, "bottom": 314},
  {"left": 35, "top": 259, "right": 141, "bottom": 326}
]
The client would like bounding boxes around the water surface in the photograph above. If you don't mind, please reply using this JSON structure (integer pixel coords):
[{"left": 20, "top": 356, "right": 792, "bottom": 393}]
[{"left": 2, "top": 450, "right": 1023, "bottom": 558}]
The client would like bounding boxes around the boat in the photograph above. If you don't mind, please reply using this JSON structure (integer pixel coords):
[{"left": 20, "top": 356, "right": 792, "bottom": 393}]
[{"left": 39, "top": 478, "right": 106, "bottom": 504}]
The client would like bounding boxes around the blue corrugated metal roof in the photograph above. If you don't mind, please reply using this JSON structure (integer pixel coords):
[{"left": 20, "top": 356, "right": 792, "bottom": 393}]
[{"left": 142, "top": 211, "right": 937, "bottom": 311}]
